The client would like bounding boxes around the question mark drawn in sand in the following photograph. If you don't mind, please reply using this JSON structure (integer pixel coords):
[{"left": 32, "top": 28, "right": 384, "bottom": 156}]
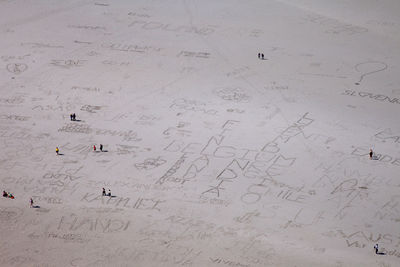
[{"left": 354, "top": 61, "right": 387, "bottom": 85}]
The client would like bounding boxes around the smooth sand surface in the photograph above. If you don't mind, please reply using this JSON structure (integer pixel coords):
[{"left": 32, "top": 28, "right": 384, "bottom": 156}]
[{"left": 1, "top": 0, "right": 400, "bottom": 266}]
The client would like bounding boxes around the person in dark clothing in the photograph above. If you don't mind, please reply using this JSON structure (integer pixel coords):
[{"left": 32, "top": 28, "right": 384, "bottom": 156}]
[
  {"left": 100, "top": 144, "right": 103, "bottom": 152},
  {"left": 369, "top": 149, "right": 373, "bottom": 159},
  {"left": 102, "top": 188, "right": 106, "bottom": 196}
]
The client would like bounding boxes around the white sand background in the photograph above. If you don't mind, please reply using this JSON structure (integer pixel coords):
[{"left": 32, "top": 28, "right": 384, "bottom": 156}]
[{"left": 1, "top": 0, "right": 400, "bottom": 266}]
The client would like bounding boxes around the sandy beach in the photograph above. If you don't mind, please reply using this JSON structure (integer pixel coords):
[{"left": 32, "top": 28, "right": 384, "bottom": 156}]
[{"left": 0, "top": 0, "right": 400, "bottom": 266}]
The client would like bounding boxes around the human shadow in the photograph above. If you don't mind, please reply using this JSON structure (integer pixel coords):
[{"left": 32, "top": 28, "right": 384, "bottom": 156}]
[
  {"left": 57, "top": 153, "right": 64, "bottom": 156},
  {"left": 377, "top": 252, "right": 386, "bottom": 255},
  {"left": 32, "top": 205, "right": 40, "bottom": 208},
  {"left": 102, "top": 194, "right": 116, "bottom": 198},
  {"left": 101, "top": 150, "right": 108, "bottom": 152}
]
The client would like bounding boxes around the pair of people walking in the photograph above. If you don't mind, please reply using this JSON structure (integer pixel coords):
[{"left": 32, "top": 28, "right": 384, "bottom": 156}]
[
  {"left": 94, "top": 144, "right": 104, "bottom": 152},
  {"left": 70, "top": 113, "right": 77, "bottom": 121},
  {"left": 102, "top": 188, "right": 111, "bottom": 197}
]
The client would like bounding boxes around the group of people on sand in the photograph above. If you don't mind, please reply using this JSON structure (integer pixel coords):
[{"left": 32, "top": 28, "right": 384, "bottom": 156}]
[
  {"left": 94, "top": 144, "right": 104, "bottom": 152},
  {"left": 102, "top": 188, "right": 112, "bottom": 197},
  {"left": 3, "top": 113, "right": 115, "bottom": 210},
  {"left": 55, "top": 113, "right": 106, "bottom": 155},
  {"left": 56, "top": 144, "right": 106, "bottom": 155},
  {"left": 3, "top": 191, "right": 14, "bottom": 199}
]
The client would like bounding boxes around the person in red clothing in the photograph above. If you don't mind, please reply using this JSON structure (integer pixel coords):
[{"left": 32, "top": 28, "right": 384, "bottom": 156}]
[{"left": 94, "top": 145, "right": 96, "bottom": 151}]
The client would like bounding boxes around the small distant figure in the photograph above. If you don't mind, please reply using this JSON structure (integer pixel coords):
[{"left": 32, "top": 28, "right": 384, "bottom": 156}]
[
  {"left": 102, "top": 188, "right": 106, "bottom": 196},
  {"left": 8, "top": 193, "right": 14, "bottom": 199},
  {"left": 30, "top": 198, "right": 33, "bottom": 208},
  {"left": 369, "top": 149, "right": 373, "bottom": 160},
  {"left": 374, "top": 244, "right": 379, "bottom": 254},
  {"left": 70, "top": 114, "right": 73, "bottom": 121},
  {"left": 56, "top": 147, "right": 59, "bottom": 155},
  {"left": 93, "top": 145, "right": 96, "bottom": 151},
  {"left": 258, "top": 53, "right": 261, "bottom": 59},
  {"left": 72, "top": 113, "right": 76, "bottom": 121},
  {"left": 100, "top": 144, "right": 103, "bottom": 152},
  {"left": 261, "top": 53, "right": 265, "bottom": 60},
  {"left": 3, "top": 191, "right": 7, "bottom": 197},
  {"left": 107, "top": 189, "right": 111, "bottom": 197}
]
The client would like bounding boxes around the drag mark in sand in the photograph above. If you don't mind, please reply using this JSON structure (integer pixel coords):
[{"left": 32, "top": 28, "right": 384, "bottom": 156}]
[
  {"left": 21, "top": 42, "right": 63, "bottom": 48},
  {"left": 58, "top": 124, "right": 141, "bottom": 141},
  {"left": 241, "top": 113, "right": 314, "bottom": 204},
  {"left": 170, "top": 98, "right": 218, "bottom": 115},
  {"left": 102, "top": 42, "right": 162, "bottom": 53},
  {"left": 177, "top": 50, "right": 210, "bottom": 58},
  {"left": 57, "top": 214, "right": 130, "bottom": 233},
  {"left": 81, "top": 193, "right": 165, "bottom": 211},
  {"left": 128, "top": 20, "right": 216, "bottom": 36},
  {"left": 374, "top": 129, "right": 400, "bottom": 144},
  {"left": 0, "top": 114, "right": 30, "bottom": 121},
  {"left": 304, "top": 14, "right": 368, "bottom": 35},
  {"left": 342, "top": 90, "right": 400, "bottom": 105},
  {"left": 156, "top": 153, "right": 189, "bottom": 185},
  {"left": 50, "top": 59, "right": 86, "bottom": 68},
  {"left": 135, "top": 157, "right": 167, "bottom": 170},
  {"left": 214, "top": 87, "right": 251, "bottom": 103},
  {"left": 68, "top": 24, "right": 106, "bottom": 31}
]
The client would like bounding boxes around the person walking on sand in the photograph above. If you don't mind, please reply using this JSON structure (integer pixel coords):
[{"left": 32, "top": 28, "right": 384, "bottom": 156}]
[
  {"left": 108, "top": 189, "right": 111, "bottom": 197},
  {"left": 100, "top": 144, "right": 103, "bottom": 152},
  {"left": 102, "top": 188, "right": 106, "bottom": 196},
  {"left": 56, "top": 147, "right": 59, "bottom": 155},
  {"left": 30, "top": 198, "right": 33, "bottom": 208},
  {"left": 93, "top": 145, "right": 96, "bottom": 151},
  {"left": 374, "top": 243, "right": 379, "bottom": 254},
  {"left": 70, "top": 114, "right": 73, "bottom": 121},
  {"left": 369, "top": 149, "right": 373, "bottom": 160}
]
